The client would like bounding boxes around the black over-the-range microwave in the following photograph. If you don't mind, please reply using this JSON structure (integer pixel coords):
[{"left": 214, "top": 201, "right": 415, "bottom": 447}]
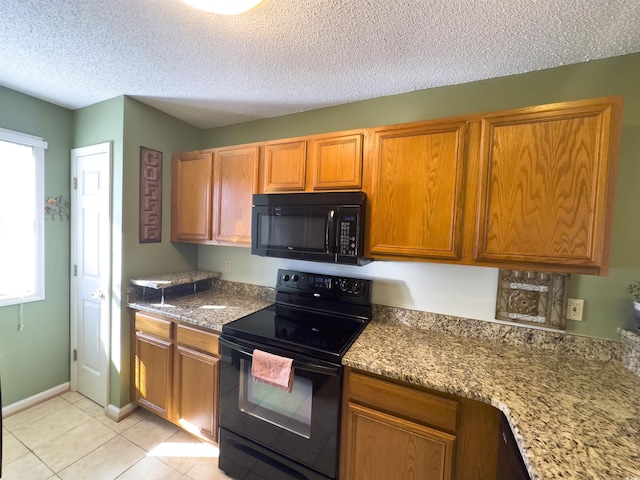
[{"left": 251, "top": 191, "right": 371, "bottom": 265}]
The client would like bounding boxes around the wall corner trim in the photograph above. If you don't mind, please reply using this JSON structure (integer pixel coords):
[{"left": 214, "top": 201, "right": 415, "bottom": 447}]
[{"left": 106, "top": 402, "right": 137, "bottom": 422}]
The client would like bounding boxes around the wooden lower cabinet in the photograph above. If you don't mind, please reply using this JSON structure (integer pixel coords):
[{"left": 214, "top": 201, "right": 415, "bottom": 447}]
[
  {"left": 135, "top": 331, "right": 172, "bottom": 418},
  {"left": 341, "top": 368, "right": 500, "bottom": 480},
  {"left": 132, "top": 311, "right": 220, "bottom": 442},
  {"left": 344, "top": 402, "right": 456, "bottom": 480},
  {"left": 174, "top": 345, "right": 220, "bottom": 440}
]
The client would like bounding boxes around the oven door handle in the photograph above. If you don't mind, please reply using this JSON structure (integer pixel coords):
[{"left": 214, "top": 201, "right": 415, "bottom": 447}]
[{"left": 219, "top": 336, "right": 341, "bottom": 376}]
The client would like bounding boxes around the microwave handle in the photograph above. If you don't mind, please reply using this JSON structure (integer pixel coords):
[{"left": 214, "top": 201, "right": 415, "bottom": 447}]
[{"left": 327, "top": 210, "right": 335, "bottom": 253}]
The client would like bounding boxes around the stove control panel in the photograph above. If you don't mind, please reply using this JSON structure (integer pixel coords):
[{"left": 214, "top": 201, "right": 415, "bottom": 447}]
[{"left": 277, "top": 269, "right": 371, "bottom": 301}]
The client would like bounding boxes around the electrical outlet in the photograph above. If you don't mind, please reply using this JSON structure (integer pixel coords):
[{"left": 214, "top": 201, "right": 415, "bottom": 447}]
[
  {"left": 567, "top": 298, "right": 584, "bottom": 321},
  {"left": 224, "top": 259, "right": 232, "bottom": 273}
]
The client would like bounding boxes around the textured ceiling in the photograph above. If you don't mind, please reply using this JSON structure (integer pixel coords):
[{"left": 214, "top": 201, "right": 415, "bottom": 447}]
[{"left": 0, "top": 0, "right": 639, "bottom": 129}]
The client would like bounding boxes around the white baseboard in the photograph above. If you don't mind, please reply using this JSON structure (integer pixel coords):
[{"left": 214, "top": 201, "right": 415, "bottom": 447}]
[
  {"left": 106, "top": 402, "right": 137, "bottom": 422},
  {"left": 2, "top": 382, "right": 70, "bottom": 417}
]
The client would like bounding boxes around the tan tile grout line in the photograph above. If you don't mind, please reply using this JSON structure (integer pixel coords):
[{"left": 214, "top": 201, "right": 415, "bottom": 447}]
[
  {"left": 5, "top": 397, "right": 110, "bottom": 476},
  {"left": 3, "top": 397, "right": 96, "bottom": 478},
  {"left": 3, "top": 394, "right": 206, "bottom": 480},
  {"left": 5, "top": 396, "right": 124, "bottom": 478}
]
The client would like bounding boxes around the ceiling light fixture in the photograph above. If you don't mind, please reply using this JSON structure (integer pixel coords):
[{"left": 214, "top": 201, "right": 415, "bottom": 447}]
[{"left": 182, "top": 0, "right": 266, "bottom": 15}]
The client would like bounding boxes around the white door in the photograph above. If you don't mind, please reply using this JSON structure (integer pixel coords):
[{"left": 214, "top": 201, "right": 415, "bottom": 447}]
[{"left": 70, "top": 142, "right": 112, "bottom": 407}]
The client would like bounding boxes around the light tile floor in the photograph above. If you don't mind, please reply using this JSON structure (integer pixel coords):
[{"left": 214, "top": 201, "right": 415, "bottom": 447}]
[{"left": 2, "top": 391, "right": 232, "bottom": 480}]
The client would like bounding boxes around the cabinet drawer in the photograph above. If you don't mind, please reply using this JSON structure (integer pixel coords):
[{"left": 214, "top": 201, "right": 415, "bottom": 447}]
[
  {"left": 135, "top": 312, "right": 172, "bottom": 340},
  {"left": 348, "top": 371, "right": 459, "bottom": 431},
  {"left": 176, "top": 324, "right": 219, "bottom": 356}
]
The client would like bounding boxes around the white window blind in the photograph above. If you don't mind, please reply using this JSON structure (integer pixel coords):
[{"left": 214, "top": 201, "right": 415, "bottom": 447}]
[{"left": 0, "top": 127, "right": 47, "bottom": 307}]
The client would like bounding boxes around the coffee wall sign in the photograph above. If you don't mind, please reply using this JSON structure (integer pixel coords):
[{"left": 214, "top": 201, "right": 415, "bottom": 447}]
[{"left": 139, "top": 146, "right": 162, "bottom": 243}]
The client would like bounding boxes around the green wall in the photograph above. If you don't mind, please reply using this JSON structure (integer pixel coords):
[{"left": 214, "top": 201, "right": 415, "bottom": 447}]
[
  {"left": 0, "top": 86, "right": 73, "bottom": 406},
  {"left": 200, "top": 53, "right": 640, "bottom": 340},
  {"left": 119, "top": 97, "right": 201, "bottom": 406}
]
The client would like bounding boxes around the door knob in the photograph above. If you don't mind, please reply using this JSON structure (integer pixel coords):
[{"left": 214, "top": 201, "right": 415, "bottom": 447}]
[{"left": 91, "top": 291, "right": 106, "bottom": 299}]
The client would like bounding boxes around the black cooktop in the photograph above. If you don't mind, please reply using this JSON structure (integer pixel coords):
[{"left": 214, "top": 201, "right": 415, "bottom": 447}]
[
  {"left": 221, "top": 269, "right": 372, "bottom": 363},
  {"left": 222, "top": 304, "right": 368, "bottom": 360}
]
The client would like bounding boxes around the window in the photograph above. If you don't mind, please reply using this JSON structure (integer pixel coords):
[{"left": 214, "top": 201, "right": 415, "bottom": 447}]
[{"left": 0, "top": 127, "right": 47, "bottom": 307}]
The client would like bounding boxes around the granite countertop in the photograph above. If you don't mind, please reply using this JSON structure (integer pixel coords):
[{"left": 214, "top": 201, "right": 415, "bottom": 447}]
[
  {"left": 343, "top": 320, "right": 640, "bottom": 480},
  {"left": 128, "top": 280, "right": 275, "bottom": 332}
]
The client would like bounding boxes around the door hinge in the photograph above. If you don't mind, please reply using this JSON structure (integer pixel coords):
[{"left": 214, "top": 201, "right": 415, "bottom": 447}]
[
  {"left": 73, "top": 177, "right": 77, "bottom": 189},
  {"left": 73, "top": 349, "right": 78, "bottom": 361},
  {"left": 73, "top": 264, "right": 77, "bottom": 276}
]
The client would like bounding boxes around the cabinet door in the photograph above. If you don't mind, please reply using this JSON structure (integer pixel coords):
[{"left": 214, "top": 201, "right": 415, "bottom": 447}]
[
  {"left": 134, "top": 332, "right": 172, "bottom": 419},
  {"left": 343, "top": 402, "right": 455, "bottom": 480},
  {"left": 174, "top": 345, "right": 220, "bottom": 442},
  {"left": 213, "top": 146, "right": 259, "bottom": 246},
  {"left": 475, "top": 97, "right": 621, "bottom": 274},
  {"left": 171, "top": 151, "right": 214, "bottom": 242},
  {"left": 309, "top": 133, "right": 363, "bottom": 190},
  {"left": 263, "top": 140, "right": 307, "bottom": 192},
  {"left": 367, "top": 121, "right": 467, "bottom": 260}
]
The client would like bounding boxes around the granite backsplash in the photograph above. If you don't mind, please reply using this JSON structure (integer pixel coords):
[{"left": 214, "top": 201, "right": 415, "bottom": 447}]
[
  {"left": 127, "top": 270, "right": 640, "bottom": 375},
  {"left": 372, "top": 304, "right": 625, "bottom": 363}
]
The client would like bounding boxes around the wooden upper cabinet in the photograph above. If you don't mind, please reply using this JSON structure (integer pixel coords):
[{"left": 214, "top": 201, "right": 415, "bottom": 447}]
[
  {"left": 212, "top": 146, "right": 259, "bottom": 246},
  {"left": 309, "top": 133, "right": 363, "bottom": 190},
  {"left": 366, "top": 121, "right": 467, "bottom": 260},
  {"left": 169, "top": 97, "right": 621, "bottom": 273},
  {"left": 261, "top": 131, "right": 364, "bottom": 192},
  {"left": 171, "top": 151, "right": 213, "bottom": 242},
  {"left": 474, "top": 97, "right": 622, "bottom": 274},
  {"left": 171, "top": 145, "right": 260, "bottom": 247},
  {"left": 263, "top": 140, "right": 307, "bottom": 192}
]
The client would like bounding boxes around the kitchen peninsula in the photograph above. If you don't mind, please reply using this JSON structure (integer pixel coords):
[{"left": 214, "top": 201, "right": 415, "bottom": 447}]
[
  {"left": 343, "top": 320, "right": 640, "bottom": 479},
  {"left": 128, "top": 272, "right": 640, "bottom": 480}
]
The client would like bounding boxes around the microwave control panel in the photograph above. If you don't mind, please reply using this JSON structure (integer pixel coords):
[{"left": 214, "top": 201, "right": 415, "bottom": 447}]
[{"left": 338, "top": 214, "right": 358, "bottom": 256}]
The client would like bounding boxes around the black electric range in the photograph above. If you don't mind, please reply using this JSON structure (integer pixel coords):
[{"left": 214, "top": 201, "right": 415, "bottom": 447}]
[
  {"left": 221, "top": 269, "right": 372, "bottom": 364},
  {"left": 218, "top": 269, "right": 372, "bottom": 480}
]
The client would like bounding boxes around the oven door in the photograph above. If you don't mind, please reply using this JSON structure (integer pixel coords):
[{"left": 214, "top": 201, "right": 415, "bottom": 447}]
[{"left": 219, "top": 335, "right": 342, "bottom": 480}]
